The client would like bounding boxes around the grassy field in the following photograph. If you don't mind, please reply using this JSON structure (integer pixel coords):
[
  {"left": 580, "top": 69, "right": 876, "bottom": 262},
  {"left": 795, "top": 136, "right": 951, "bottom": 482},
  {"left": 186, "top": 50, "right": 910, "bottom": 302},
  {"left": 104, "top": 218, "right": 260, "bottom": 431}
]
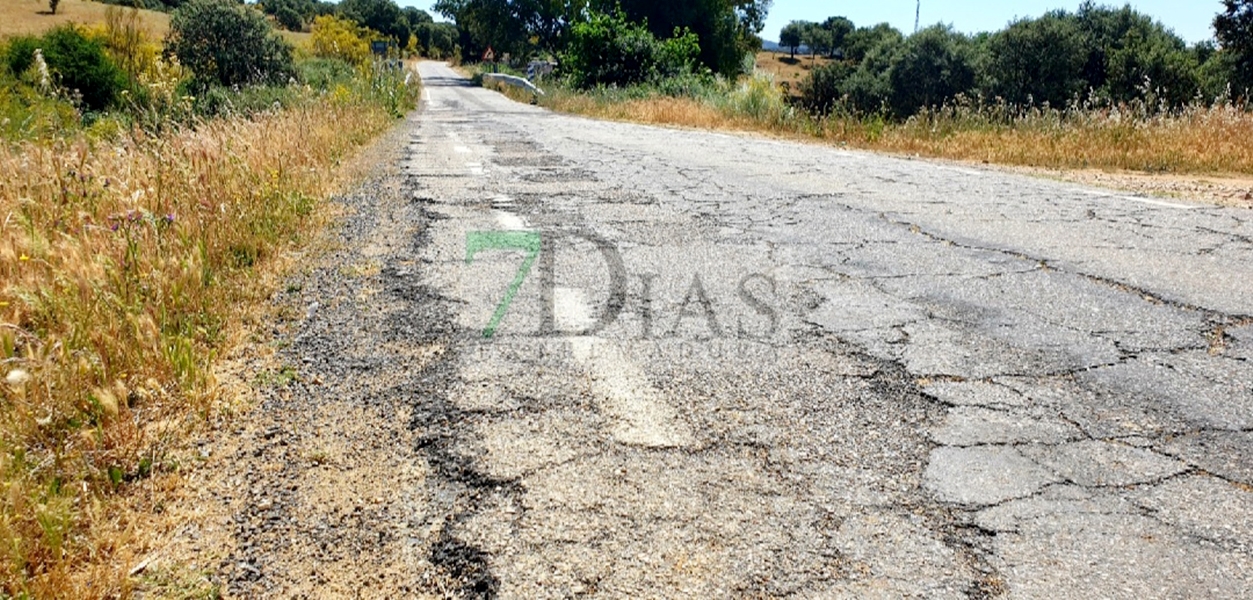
[
  {"left": 754, "top": 50, "right": 832, "bottom": 96},
  {"left": 0, "top": 0, "right": 310, "bottom": 44},
  {"left": 0, "top": 0, "right": 170, "bottom": 37}
]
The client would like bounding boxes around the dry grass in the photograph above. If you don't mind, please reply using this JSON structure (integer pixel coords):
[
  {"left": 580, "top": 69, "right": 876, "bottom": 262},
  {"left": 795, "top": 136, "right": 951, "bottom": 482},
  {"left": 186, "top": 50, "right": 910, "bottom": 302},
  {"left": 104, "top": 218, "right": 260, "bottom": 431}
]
[
  {"left": 536, "top": 82, "right": 1253, "bottom": 176},
  {"left": 280, "top": 29, "right": 311, "bottom": 46},
  {"left": 0, "top": 0, "right": 308, "bottom": 46},
  {"left": 0, "top": 0, "right": 170, "bottom": 38},
  {"left": 0, "top": 89, "right": 403, "bottom": 597},
  {"left": 864, "top": 104, "right": 1253, "bottom": 174}
]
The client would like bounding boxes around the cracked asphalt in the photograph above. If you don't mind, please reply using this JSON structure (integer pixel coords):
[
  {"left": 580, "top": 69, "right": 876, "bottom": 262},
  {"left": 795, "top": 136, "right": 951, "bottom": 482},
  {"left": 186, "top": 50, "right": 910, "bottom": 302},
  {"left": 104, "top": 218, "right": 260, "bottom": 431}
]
[{"left": 201, "top": 62, "right": 1253, "bottom": 598}]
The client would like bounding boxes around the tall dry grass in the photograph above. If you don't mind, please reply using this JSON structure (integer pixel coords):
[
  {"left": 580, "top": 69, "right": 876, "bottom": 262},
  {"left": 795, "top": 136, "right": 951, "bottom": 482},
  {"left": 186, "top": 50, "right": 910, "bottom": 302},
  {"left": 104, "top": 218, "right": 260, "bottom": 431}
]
[
  {"left": 535, "top": 77, "right": 1253, "bottom": 175},
  {"left": 865, "top": 101, "right": 1253, "bottom": 173},
  {"left": 0, "top": 92, "right": 401, "bottom": 597}
]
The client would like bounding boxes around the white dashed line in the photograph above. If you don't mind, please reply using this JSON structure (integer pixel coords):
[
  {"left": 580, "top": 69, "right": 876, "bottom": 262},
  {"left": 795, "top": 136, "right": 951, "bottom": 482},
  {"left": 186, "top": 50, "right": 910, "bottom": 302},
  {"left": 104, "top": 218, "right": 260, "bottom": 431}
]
[
  {"left": 557, "top": 288, "right": 695, "bottom": 449},
  {"left": 1083, "top": 190, "right": 1195, "bottom": 210}
]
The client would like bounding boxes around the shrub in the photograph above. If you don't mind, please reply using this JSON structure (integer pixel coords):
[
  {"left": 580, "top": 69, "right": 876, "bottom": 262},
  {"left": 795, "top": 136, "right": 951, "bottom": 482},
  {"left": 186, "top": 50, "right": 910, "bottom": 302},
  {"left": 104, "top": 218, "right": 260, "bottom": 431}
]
[
  {"left": 800, "top": 60, "right": 853, "bottom": 115},
  {"left": 5, "top": 26, "right": 128, "bottom": 111},
  {"left": 561, "top": 9, "right": 701, "bottom": 89},
  {"left": 310, "top": 14, "right": 373, "bottom": 67},
  {"left": 167, "top": 0, "right": 295, "bottom": 91},
  {"left": 985, "top": 13, "right": 1087, "bottom": 108},
  {"left": 885, "top": 25, "right": 976, "bottom": 116},
  {"left": 799, "top": 32, "right": 899, "bottom": 116},
  {"left": 276, "top": 6, "right": 303, "bottom": 32},
  {"left": 4, "top": 36, "right": 41, "bottom": 76}
]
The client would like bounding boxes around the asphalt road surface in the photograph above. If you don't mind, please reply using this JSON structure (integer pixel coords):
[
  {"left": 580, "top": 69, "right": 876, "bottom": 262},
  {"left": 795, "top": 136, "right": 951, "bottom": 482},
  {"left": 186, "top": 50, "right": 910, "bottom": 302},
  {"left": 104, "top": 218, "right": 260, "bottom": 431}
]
[{"left": 210, "top": 61, "right": 1253, "bottom": 599}]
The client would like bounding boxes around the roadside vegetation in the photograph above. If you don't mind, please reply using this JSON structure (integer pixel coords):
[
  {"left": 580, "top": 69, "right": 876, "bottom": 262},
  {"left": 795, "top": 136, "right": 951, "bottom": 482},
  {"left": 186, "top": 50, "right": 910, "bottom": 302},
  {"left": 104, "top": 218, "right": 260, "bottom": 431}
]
[
  {"left": 454, "top": 0, "right": 1253, "bottom": 176},
  {"left": 0, "top": 0, "right": 417, "bottom": 595}
]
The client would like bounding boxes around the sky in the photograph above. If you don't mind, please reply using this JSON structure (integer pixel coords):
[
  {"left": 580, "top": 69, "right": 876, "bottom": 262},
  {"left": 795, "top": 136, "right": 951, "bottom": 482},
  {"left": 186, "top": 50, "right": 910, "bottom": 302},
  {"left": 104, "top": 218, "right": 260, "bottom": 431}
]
[{"left": 398, "top": 1, "right": 1218, "bottom": 45}]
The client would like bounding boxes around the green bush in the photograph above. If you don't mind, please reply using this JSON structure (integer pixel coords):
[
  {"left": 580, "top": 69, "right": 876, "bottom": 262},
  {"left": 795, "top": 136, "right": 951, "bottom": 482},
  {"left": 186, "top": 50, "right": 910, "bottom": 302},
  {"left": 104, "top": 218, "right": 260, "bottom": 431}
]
[
  {"left": 276, "top": 6, "right": 304, "bottom": 32},
  {"left": 561, "top": 9, "right": 701, "bottom": 89},
  {"left": 885, "top": 25, "right": 977, "bottom": 117},
  {"left": 168, "top": 0, "right": 295, "bottom": 91},
  {"left": 800, "top": 60, "right": 853, "bottom": 115},
  {"left": 985, "top": 13, "right": 1087, "bottom": 107},
  {"left": 4, "top": 26, "right": 128, "bottom": 112},
  {"left": 5, "top": 36, "right": 40, "bottom": 76},
  {"left": 800, "top": 30, "right": 900, "bottom": 116}
]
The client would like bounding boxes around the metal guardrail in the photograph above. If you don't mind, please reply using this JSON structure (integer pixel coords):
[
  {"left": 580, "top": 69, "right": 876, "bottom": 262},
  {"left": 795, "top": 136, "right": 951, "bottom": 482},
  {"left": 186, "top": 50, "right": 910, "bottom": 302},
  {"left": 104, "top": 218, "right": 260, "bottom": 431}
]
[{"left": 481, "top": 73, "right": 545, "bottom": 96}]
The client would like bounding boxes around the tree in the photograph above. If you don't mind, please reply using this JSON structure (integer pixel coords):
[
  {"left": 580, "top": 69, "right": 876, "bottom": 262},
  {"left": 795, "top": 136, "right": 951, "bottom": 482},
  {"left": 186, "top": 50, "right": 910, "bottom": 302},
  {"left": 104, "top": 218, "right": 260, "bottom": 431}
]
[
  {"left": 261, "top": 0, "right": 315, "bottom": 30},
  {"left": 1103, "top": 23, "right": 1198, "bottom": 105},
  {"left": 403, "top": 6, "right": 433, "bottom": 28},
  {"left": 415, "top": 21, "right": 459, "bottom": 58},
  {"left": 779, "top": 21, "right": 802, "bottom": 58},
  {"left": 434, "top": 0, "right": 530, "bottom": 59},
  {"left": 340, "top": 0, "right": 410, "bottom": 44},
  {"left": 801, "top": 23, "right": 832, "bottom": 59},
  {"left": 276, "top": 6, "right": 303, "bottom": 31},
  {"left": 800, "top": 25, "right": 901, "bottom": 115},
  {"left": 822, "top": 16, "right": 854, "bottom": 58},
  {"left": 985, "top": 13, "right": 1086, "bottom": 107},
  {"left": 168, "top": 0, "right": 295, "bottom": 90},
  {"left": 844, "top": 23, "right": 902, "bottom": 63},
  {"left": 560, "top": 8, "right": 700, "bottom": 88},
  {"left": 886, "top": 25, "right": 975, "bottom": 116},
  {"left": 1068, "top": 4, "right": 1202, "bottom": 104},
  {"left": 1215, "top": 0, "right": 1253, "bottom": 92},
  {"left": 595, "top": 0, "right": 773, "bottom": 76}
]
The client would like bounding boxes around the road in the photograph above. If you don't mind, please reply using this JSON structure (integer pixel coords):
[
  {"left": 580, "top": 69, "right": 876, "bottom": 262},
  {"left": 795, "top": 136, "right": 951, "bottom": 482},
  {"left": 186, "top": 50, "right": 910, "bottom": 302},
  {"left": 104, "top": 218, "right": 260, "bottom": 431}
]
[{"left": 201, "top": 62, "right": 1253, "bottom": 599}]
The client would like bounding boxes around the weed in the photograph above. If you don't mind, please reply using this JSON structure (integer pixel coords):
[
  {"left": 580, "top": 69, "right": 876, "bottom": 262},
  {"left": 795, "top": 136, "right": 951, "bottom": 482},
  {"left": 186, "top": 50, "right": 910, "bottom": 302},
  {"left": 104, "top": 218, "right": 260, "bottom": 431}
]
[{"left": 0, "top": 63, "right": 417, "bottom": 597}]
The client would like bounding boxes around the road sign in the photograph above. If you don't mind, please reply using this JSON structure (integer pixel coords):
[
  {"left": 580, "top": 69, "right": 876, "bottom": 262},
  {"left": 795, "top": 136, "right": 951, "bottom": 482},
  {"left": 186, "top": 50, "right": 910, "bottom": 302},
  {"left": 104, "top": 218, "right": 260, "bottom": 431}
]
[{"left": 483, "top": 46, "right": 495, "bottom": 62}]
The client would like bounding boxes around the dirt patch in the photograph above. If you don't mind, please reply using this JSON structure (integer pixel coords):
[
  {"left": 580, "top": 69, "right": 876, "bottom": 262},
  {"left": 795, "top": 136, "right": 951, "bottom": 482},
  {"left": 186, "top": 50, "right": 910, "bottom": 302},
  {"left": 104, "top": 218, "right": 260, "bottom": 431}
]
[
  {"left": 996, "top": 165, "right": 1253, "bottom": 209},
  {"left": 133, "top": 118, "right": 470, "bottom": 599}
]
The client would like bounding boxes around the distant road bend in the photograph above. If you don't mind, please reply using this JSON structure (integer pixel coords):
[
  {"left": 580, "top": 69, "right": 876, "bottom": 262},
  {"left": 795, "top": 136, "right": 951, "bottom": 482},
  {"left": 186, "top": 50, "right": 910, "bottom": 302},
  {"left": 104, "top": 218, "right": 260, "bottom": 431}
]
[{"left": 216, "top": 61, "right": 1253, "bottom": 598}]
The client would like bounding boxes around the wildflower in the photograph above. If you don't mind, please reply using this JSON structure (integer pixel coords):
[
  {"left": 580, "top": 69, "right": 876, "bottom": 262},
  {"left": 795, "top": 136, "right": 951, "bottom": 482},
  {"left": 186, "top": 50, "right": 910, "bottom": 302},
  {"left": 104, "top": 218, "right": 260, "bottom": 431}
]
[
  {"left": 33, "top": 49, "right": 50, "bottom": 92},
  {"left": 164, "top": 213, "right": 176, "bottom": 224},
  {"left": 5, "top": 369, "right": 31, "bottom": 387}
]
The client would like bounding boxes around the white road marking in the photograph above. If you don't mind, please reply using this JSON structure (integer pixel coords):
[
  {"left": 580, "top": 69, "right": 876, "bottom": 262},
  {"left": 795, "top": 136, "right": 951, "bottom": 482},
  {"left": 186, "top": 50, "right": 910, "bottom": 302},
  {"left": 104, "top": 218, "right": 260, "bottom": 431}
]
[
  {"left": 1083, "top": 190, "right": 1195, "bottom": 210},
  {"left": 454, "top": 146, "right": 472, "bottom": 154},
  {"left": 466, "top": 162, "right": 483, "bottom": 175},
  {"left": 557, "top": 288, "right": 695, "bottom": 449},
  {"left": 936, "top": 165, "right": 983, "bottom": 176},
  {"left": 494, "top": 209, "right": 527, "bottom": 230},
  {"left": 1120, "top": 196, "right": 1196, "bottom": 210}
]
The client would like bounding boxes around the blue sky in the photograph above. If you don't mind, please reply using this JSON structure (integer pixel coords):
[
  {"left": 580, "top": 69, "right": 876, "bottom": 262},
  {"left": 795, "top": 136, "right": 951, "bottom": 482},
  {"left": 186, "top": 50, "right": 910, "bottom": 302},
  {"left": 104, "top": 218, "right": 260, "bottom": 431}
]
[{"left": 399, "top": 1, "right": 1218, "bottom": 45}]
